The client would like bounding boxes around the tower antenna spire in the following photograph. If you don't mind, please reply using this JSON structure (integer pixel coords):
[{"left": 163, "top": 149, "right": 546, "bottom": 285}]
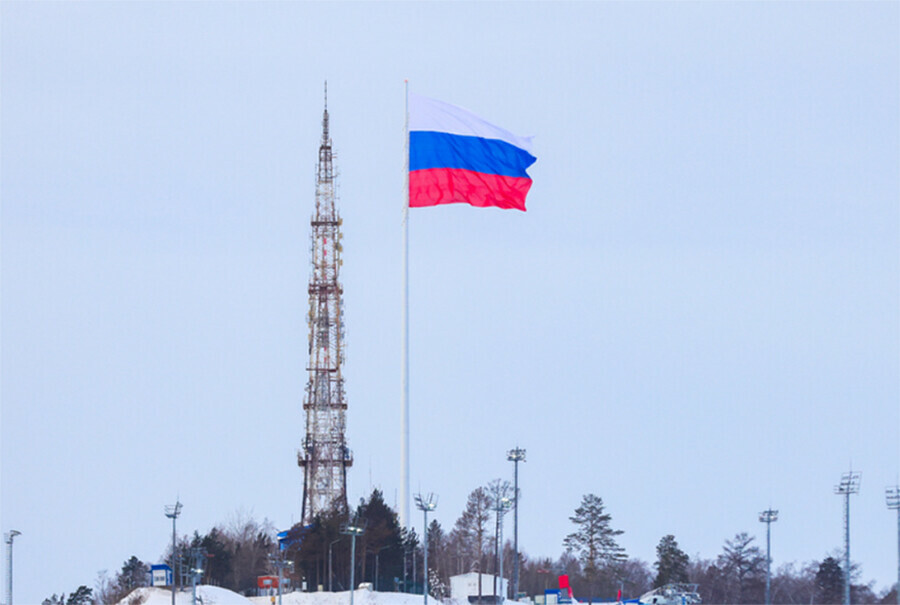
[
  {"left": 299, "top": 87, "right": 351, "bottom": 524},
  {"left": 322, "top": 81, "right": 330, "bottom": 146}
]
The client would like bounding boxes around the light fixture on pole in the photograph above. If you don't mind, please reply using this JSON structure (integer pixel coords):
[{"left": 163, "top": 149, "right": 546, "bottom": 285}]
[
  {"left": 758, "top": 509, "right": 778, "bottom": 605},
  {"left": 834, "top": 471, "right": 861, "bottom": 605},
  {"left": 886, "top": 486, "right": 899, "bottom": 605},
  {"left": 165, "top": 500, "right": 183, "bottom": 605},
  {"left": 341, "top": 522, "right": 365, "bottom": 605},
  {"left": 415, "top": 493, "right": 438, "bottom": 605},
  {"left": 5, "top": 530, "right": 21, "bottom": 605}
]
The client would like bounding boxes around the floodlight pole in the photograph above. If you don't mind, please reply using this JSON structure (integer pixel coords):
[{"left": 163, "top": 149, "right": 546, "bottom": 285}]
[
  {"left": 342, "top": 524, "right": 365, "bottom": 605},
  {"left": 5, "top": 530, "right": 21, "bottom": 605},
  {"left": 834, "top": 471, "right": 860, "bottom": 605},
  {"left": 507, "top": 448, "right": 526, "bottom": 600},
  {"left": 886, "top": 486, "right": 900, "bottom": 605},
  {"left": 415, "top": 494, "right": 438, "bottom": 605},
  {"left": 165, "top": 500, "right": 183, "bottom": 605},
  {"left": 758, "top": 509, "right": 778, "bottom": 605}
]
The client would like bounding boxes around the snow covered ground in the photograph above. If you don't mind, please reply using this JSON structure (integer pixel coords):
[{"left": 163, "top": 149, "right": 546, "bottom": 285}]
[
  {"left": 119, "top": 587, "right": 459, "bottom": 605},
  {"left": 117, "top": 586, "right": 255, "bottom": 605},
  {"left": 248, "top": 589, "right": 448, "bottom": 605}
]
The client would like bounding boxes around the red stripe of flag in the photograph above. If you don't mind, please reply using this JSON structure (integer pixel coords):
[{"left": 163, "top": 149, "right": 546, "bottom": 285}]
[{"left": 410, "top": 168, "right": 532, "bottom": 211}]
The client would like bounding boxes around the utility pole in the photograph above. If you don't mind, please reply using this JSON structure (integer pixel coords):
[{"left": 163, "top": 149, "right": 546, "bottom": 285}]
[
  {"left": 886, "top": 486, "right": 899, "bottom": 605},
  {"left": 415, "top": 494, "right": 438, "bottom": 605},
  {"left": 507, "top": 448, "right": 526, "bottom": 600},
  {"left": 5, "top": 530, "right": 21, "bottom": 605},
  {"left": 758, "top": 509, "right": 778, "bottom": 605},
  {"left": 165, "top": 500, "right": 182, "bottom": 605},
  {"left": 834, "top": 471, "right": 861, "bottom": 605}
]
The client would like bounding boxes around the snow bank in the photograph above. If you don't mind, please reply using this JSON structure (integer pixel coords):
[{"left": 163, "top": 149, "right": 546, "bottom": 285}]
[
  {"left": 248, "top": 590, "right": 446, "bottom": 605},
  {"left": 118, "top": 586, "right": 254, "bottom": 605},
  {"left": 122, "top": 588, "right": 523, "bottom": 605}
]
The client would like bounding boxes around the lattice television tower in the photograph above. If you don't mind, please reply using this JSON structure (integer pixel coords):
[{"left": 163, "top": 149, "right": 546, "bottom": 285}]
[{"left": 297, "top": 86, "right": 352, "bottom": 525}]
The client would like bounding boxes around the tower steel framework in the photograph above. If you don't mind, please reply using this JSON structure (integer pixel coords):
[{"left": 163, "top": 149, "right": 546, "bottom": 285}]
[{"left": 298, "top": 91, "right": 352, "bottom": 524}]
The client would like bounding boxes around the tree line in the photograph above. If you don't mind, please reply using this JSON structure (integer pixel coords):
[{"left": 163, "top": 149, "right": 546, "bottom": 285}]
[{"left": 51, "top": 488, "right": 896, "bottom": 604}]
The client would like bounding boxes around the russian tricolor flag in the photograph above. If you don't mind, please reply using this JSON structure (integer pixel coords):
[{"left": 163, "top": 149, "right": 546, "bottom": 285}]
[{"left": 409, "top": 93, "right": 536, "bottom": 212}]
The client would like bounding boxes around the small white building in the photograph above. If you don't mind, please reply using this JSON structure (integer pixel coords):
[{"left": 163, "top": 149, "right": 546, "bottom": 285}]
[
  {"left": 450, "top": 573, "right": 508, "bottom": 602},
  {"left": 150, "top": 564, "right": 173, "bottom": 587}
]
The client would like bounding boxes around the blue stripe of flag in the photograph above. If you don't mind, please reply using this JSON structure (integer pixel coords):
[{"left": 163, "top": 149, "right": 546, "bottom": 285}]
[{"left": 410, "top": 131, "right": 536, "bottom": 178}]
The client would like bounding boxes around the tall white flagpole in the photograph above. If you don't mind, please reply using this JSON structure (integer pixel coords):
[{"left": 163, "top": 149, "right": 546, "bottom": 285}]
[{"left": 401, "top": 80, "right": 410, "bottom": 530}]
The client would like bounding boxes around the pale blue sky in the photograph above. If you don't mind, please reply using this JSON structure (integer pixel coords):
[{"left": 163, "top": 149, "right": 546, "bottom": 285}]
[{"left": 2, "top": 2, "right": 898, "bottom": 603}]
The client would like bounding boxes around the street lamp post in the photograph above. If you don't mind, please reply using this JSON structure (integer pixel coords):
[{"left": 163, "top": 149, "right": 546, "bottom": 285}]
[
  {"left": 165, "top": 500, "right": 183, "bottom": 605},
  {"left": 342, "top": 523, "right": 365, "bottom": 605},
  {"left": 373, "top": 545, "right": 390, "bottom": 592},
  {"left": 5, "top": 530, "right": 21, "bottom": 605},
  {"left": 886, "top": 486, "right": 900, "bottom": 605},
  {"left": 758, "top": 509, "right": 778, "bottom": 605},
  {"left": 507, "top": 448, "right": 526, "bottom": 600},
  {"left": 835, "top": 471, "right": 861, "bottom": 605},
  {"left": 492, "top": 497, "right": 511, "bottom": 602},
  {"left": 415, "top": 494, "right": 438, "bottom": 605},
  {"left": 329, "top": 538, "right": 342, "bottom": 592}
]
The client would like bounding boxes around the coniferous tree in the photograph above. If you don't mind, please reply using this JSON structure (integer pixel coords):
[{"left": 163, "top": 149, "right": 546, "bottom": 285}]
[
  {"left": 401, "top": 526, "right": 422, "bottom": 592},
  {"left": 119, "top": 555, "right": 149, "bottom": 592},
  {"left": 653, "top": 535, "right": 689, "bottom": 588},
  {"left": 427, "top": 518, "right": 449, "bottom": 588},
  {"left": 198, "top": 527, "right": 233, "bottom": 586},
  {"left": 65, "top": 586, "right": 93, "bottom": 605},
  {"left": 815, "top": 557, "right": 844, "bottom": 605},
  {"left": 355, "top": 488, "right": 404, "bottom": 591},
  {"left": 563, "top": 494, "right": 626, "bottom": 603}
]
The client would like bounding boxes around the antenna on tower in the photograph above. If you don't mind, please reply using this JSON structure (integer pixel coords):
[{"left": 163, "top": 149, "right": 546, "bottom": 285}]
[{"left": 322, "top": 81, "right": 330, "bottom": 145}]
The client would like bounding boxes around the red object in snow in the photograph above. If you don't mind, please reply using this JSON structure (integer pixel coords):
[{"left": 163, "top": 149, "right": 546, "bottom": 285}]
[
  {"left": 257, "top": 575, "right": 281, "bottom": 588},
  {"left": 558, "top": 575, "right": 573, "bottom": 597}
]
